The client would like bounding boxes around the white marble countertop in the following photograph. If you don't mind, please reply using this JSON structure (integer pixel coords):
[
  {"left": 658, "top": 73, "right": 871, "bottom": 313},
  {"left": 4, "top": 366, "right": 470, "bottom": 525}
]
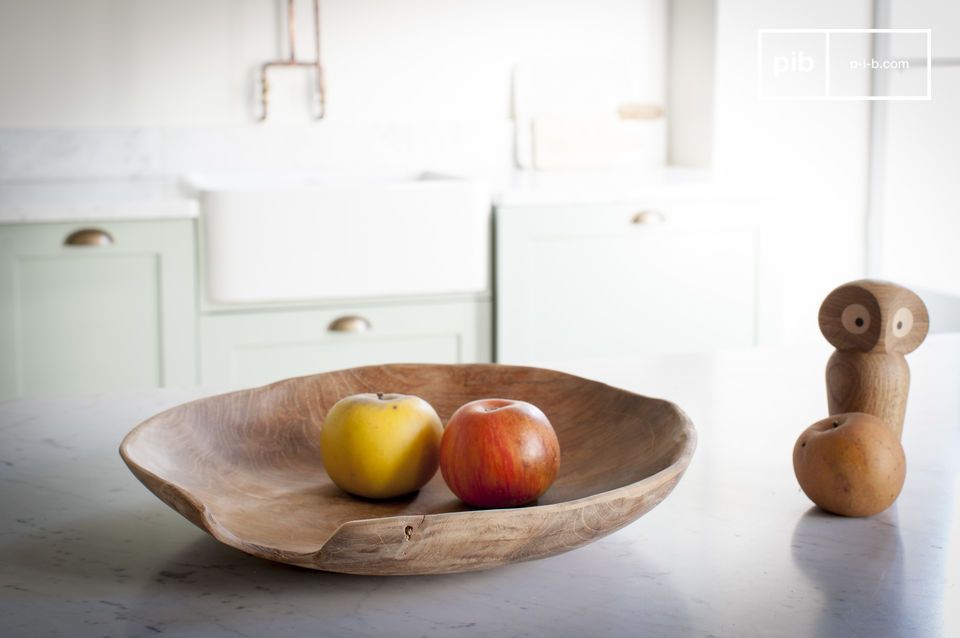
[
  {"left": 491, "top": 166, "right": 739, "bottom": 207},
  {"left": 0, "top": 179, "right": 199, "bottom": 224},
  {"left": 0, "top": 168, "right": 752, "bottom": 225},
  {"left": 1, "top": 336, "right": 958, "bottom": 637}
]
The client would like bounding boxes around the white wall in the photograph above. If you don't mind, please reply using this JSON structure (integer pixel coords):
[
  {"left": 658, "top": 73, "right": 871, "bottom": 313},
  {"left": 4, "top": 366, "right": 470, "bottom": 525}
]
[
  {"left": 876, "top": 1, "right": 960, "bottom": 302},
  {"left": 0, "top": 0, "right": 666, "bottom": 182},
  {"left": 0, "top": 0, "right": 273, "bottom": 127},
  {"left": 713, "top": 0, "right": 873, "bottom": 344},
  {"left": 0, "top": 0, "right": 665, "bottom": 128}
]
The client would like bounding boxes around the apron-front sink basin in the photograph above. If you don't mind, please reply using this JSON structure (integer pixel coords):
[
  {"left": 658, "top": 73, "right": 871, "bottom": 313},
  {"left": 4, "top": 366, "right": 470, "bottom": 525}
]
[{"left": 190, "top": 172, "right": 490, "bottom": 304}]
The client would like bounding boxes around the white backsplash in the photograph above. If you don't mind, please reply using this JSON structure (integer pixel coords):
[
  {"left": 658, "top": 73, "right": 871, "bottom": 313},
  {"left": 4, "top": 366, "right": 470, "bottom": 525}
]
[
  {"left": 0, "top": 122, "right": 515, "bottom": 183},
  {"left": 0, "top": 129, "right": 163, "bottom": 182}
]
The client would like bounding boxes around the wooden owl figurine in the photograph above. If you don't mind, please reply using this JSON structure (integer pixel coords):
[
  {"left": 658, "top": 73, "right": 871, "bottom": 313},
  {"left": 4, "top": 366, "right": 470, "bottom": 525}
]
[{"left": 819, "top": 280, "right": 929, "bottom": 439}]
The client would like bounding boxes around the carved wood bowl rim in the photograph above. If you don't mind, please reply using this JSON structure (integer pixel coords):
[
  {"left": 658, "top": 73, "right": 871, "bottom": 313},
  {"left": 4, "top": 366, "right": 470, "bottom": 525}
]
[{"left": 120, "top": 363, "right": 697, "bottom": 575}]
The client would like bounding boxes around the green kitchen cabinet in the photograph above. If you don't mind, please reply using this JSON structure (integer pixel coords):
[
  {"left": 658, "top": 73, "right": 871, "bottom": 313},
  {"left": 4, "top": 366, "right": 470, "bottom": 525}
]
[
  {"left": 496, "top": 200, "right": 759, "bottom": 364},
  {"left": 0, "top": 220, "right": 197, "bottom": 400},
  {"left": 200, "top": 298, "right": 492, "bottom": 388}
]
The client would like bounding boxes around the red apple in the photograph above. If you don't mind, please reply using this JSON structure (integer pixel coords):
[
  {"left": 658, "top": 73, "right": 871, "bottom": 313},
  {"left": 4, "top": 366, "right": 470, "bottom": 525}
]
[{"left": 439, "top": 398, "right": 561, "bottom": 508}]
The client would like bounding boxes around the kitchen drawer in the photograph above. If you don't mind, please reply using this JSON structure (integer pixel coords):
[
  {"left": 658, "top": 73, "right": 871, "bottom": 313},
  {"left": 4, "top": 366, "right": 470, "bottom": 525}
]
[
  {"left": 496, "top": 202, "right": 758, "bottom": 363},
  {"left": 501, "top": 199, "right": 742, "bottom": 236},
  {"left": 0, "top": 219, "right": 197, "bottom": 399},
  {"left": 200, "top": 299, "right": 492, "bottom": 388}
]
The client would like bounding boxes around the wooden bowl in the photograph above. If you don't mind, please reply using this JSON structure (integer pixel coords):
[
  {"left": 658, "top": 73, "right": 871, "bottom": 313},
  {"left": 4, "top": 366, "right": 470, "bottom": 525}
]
[{"left": 120, "top": 364, "right": 696, "bottom": 575}]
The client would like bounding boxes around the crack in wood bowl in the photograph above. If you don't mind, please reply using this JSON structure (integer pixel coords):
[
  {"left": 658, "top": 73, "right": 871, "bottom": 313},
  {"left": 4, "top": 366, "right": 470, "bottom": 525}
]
[{"left": 119, "top": 364, "right": 696, "bottom": 575}]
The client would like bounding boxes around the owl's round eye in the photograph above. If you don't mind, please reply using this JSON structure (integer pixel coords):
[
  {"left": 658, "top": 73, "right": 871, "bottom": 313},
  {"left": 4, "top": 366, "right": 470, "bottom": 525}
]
[
  {"left": 841, "top": 303, "right": 871, "bottom": 334},
  {"left": 892, "top": 307, "right": 913, "bottom": 337}
]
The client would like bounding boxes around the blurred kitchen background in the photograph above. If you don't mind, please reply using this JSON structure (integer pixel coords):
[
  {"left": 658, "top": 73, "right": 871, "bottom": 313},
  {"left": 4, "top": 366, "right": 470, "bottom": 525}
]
[{"left": 0, "top": 0, "right": 957, "bottom": 399}]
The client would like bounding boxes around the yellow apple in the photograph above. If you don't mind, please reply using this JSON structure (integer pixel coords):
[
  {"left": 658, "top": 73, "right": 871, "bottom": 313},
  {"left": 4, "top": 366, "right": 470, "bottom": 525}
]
[{"left": 320, "top": 392, "right": 442, "bottom": 499}]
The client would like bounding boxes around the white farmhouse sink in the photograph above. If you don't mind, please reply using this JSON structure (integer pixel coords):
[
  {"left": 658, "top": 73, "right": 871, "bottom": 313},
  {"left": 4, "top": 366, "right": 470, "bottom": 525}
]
[{"left": 190, "top": 172, "right": 490, "bottom": 304}]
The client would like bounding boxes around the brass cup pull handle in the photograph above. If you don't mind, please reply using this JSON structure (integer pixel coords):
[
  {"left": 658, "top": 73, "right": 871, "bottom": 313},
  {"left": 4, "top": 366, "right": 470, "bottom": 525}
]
[
  {"left": 328, "top": 315, "right": 371, "bottom": 333},
  {"left": 630, "top": 211, "right": 665, "bottom": 225},
  {"left": 64, "top": 228, "right": 114, "bottom": 247}
]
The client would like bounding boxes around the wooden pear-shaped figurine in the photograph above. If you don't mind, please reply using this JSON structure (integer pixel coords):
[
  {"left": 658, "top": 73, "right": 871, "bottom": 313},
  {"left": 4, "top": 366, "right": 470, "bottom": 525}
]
[{"left": 819, "top": 280, "right": 928, "bottom": 439}]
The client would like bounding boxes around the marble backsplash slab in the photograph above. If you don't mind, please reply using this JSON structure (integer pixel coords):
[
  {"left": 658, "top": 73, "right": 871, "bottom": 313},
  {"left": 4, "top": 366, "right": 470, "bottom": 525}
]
[
  {"left": 0, "top": 129, "right": 164, "bottom": 181},
  {"left": 0, "top": 123, "right": 515, "bottom": 183}
]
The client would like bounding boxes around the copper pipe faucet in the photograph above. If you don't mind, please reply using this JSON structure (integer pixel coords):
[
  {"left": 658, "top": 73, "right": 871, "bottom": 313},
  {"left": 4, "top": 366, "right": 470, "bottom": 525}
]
[{"left": 259, "top": 0, "right": 326, "bottom": 121}]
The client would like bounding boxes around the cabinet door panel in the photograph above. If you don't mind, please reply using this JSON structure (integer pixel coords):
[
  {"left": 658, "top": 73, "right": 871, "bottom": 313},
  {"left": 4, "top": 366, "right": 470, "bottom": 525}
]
[
  {"left": 201, "top": 300, "right": 491, "bottom": 388},
  {"left": 497, "top": 204, "right": 757, "bottom": 364},
  {"left": 0, "top": 220, "right": 196, "bottom": 399},
  {"left": 17, "top": 253, "right": 160, "bottom": 395}
]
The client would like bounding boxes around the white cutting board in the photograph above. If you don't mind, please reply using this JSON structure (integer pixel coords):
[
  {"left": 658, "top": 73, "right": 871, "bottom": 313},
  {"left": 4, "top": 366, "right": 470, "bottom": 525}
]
[{"left": 512, "top": 60, "right": 665, "bottom": 170}]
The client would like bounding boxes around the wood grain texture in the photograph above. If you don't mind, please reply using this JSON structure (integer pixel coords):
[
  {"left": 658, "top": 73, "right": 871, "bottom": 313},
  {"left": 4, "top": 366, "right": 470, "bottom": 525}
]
[
  {"left": 819, "top": 279, "right": 928, "bottom": 354},
  {"left": 119, "top": 364, "right": 696, "bottom": 575},
  {"left": 825, "top": 351, "right": 910, "bottom": 439},
  {"left": 819, "top": 279, "right": 928, "bottom": 438}
]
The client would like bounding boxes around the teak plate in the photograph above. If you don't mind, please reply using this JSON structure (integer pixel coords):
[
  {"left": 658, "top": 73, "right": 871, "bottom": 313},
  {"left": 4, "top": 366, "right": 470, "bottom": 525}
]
[{"left": 120, "top": 364, "right": 697, "bottom": 575}]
